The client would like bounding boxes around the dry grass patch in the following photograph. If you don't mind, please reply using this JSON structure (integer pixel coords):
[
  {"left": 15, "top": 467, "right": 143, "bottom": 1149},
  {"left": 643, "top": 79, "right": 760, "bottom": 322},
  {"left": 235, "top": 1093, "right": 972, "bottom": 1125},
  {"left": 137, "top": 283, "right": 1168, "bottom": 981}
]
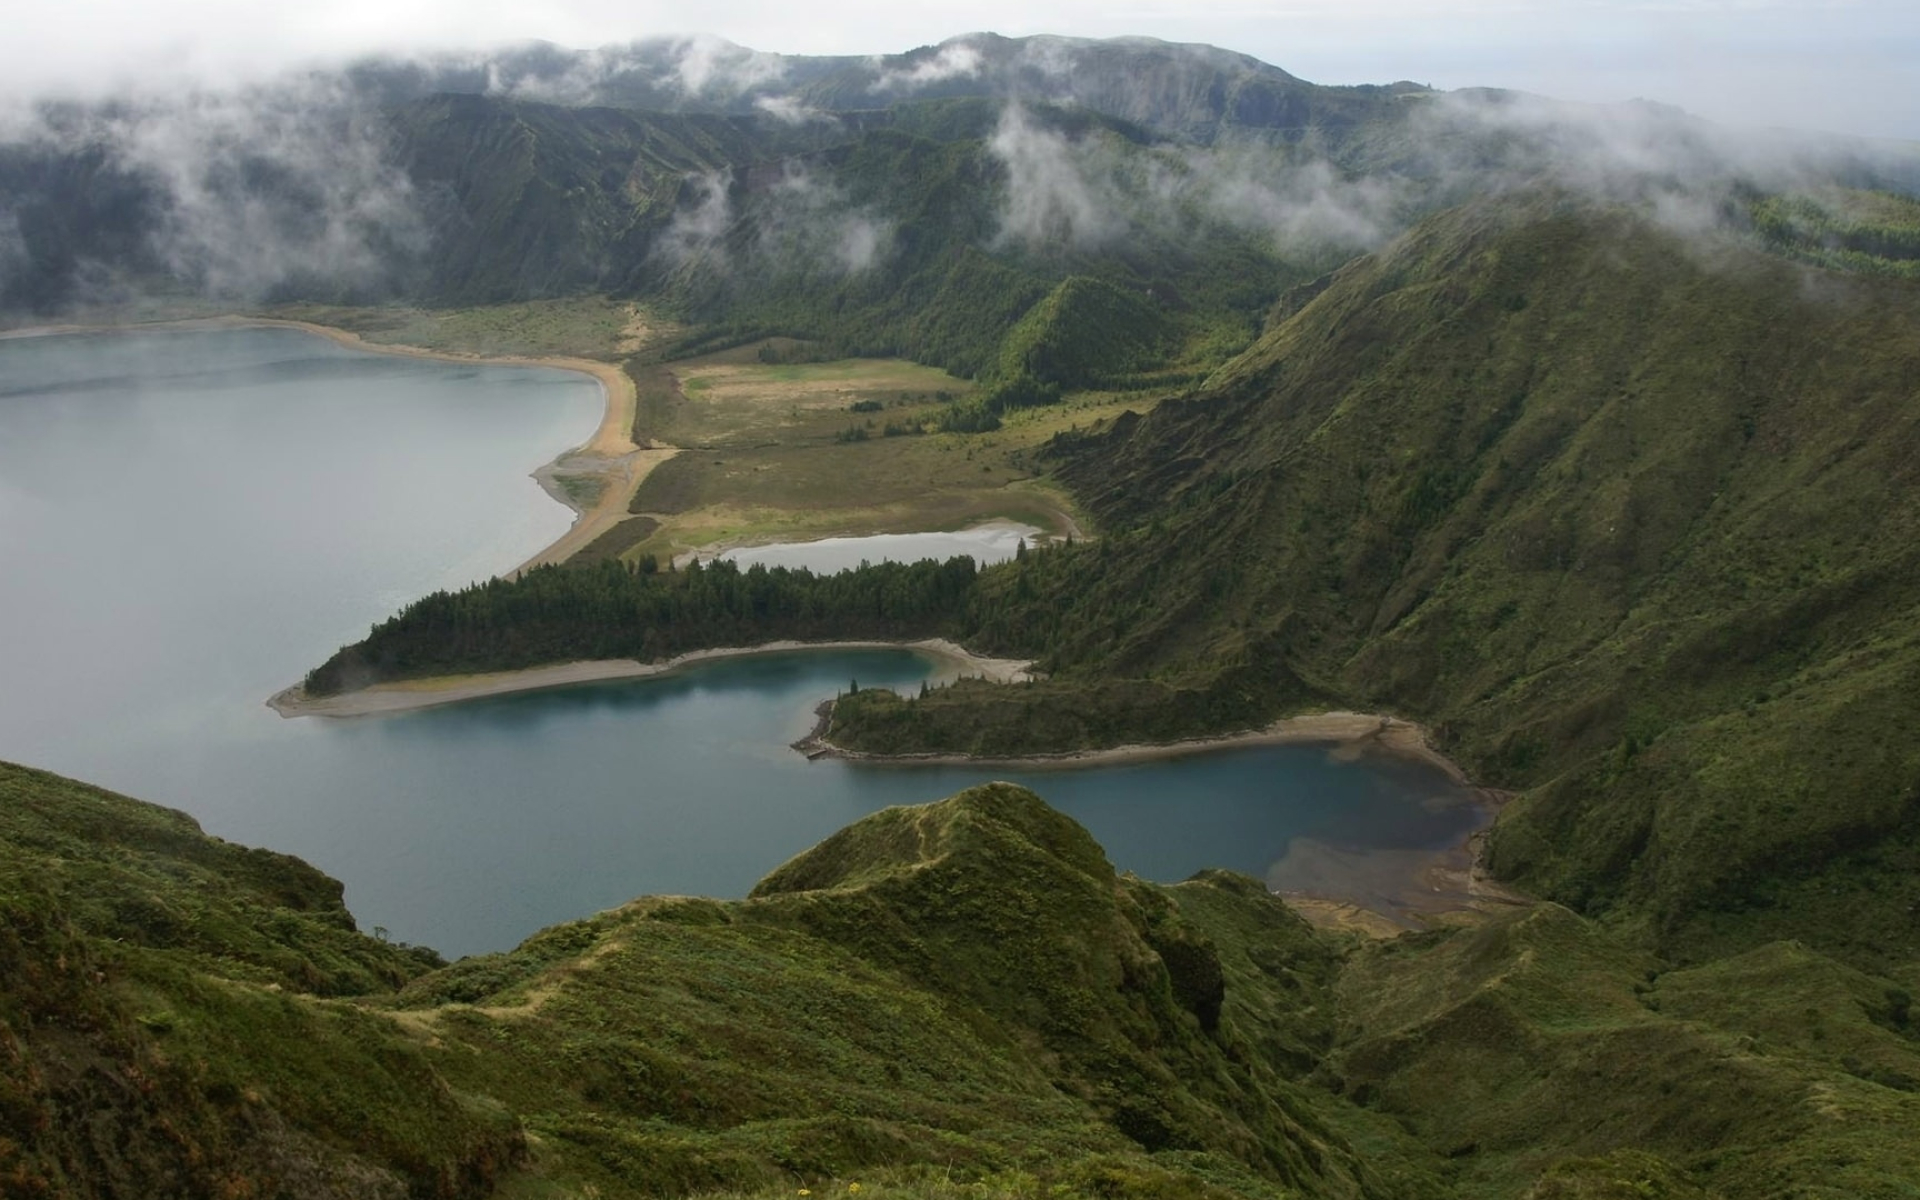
[{"left": 612, "top": 342, "right": 1111, "bottom": 561}]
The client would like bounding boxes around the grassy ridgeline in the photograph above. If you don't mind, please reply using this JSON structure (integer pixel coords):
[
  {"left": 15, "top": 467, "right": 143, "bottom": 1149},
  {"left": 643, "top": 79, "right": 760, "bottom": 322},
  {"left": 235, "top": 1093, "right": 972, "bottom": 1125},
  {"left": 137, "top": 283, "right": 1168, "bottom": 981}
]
[{"left": 6, "top": 761, "right": 1920, "bottom": 1197}]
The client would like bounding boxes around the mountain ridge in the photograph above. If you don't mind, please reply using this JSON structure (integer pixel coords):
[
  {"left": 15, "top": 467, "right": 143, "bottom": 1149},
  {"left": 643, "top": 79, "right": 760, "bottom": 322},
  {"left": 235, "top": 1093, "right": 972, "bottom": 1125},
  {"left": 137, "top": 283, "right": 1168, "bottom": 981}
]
[{"left": 7, "top": 759, "right": 1920, "bottom": 1197}]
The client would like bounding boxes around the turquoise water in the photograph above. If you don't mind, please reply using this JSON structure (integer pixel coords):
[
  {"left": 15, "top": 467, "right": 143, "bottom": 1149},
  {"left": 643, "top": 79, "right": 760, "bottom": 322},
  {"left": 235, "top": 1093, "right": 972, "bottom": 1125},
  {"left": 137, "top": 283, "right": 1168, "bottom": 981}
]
[{"left": 0, "top": 327, "right": 1482, "bottom": 957}]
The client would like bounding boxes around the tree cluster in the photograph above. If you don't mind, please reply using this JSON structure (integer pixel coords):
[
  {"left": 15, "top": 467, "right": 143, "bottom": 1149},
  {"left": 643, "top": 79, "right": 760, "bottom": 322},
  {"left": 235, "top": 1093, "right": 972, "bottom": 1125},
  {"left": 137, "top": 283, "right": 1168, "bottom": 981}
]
[{"left": 304, "top": 556, "right": 983, "bottom": 695}]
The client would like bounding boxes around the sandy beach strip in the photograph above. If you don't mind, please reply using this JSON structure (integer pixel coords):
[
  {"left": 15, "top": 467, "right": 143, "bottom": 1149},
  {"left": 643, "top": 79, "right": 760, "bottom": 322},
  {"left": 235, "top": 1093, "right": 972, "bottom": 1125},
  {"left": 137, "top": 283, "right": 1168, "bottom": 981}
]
[
  {"left": 268, "top": 637, "right": 1032, "bottom": 718},
  {"left": 180, "top": 317, "right": 674, "bottom": 575},
  {"left": 237, "top": 318, "right": 643, "bottom": 460},
  {"left": 801, "top": 709, "right": 1475, "bottom": 778},
  {"left": 1, "top": 316, "right": 637, "bottom": 452},
  {"left": 798, "top": 702, "right": 1524, "bottom": 929},
  {"left": 1, "top": 315, "right": 677, "bottom": 575}
]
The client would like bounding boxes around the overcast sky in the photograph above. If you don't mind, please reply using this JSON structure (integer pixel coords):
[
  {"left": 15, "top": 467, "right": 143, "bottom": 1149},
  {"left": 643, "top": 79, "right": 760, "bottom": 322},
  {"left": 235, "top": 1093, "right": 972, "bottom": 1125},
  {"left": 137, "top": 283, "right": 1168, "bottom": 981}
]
[{"left": 4, "top": 0, "right": 1916, "bottom": 140}]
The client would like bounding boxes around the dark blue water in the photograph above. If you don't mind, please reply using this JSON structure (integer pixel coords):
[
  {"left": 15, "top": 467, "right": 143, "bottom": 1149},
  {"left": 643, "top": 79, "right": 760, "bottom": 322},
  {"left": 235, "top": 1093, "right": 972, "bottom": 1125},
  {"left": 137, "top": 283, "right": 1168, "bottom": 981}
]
[{"left": 0, "top": 327, "right": 1480, "bottom": 957}]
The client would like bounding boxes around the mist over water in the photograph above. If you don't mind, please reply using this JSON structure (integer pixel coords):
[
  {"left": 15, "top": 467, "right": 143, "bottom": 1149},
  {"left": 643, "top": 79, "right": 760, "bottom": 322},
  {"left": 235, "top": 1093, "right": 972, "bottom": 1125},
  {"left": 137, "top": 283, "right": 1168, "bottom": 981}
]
[{"left": 0, "top": 327, "right": 1479, "bottom": 956}]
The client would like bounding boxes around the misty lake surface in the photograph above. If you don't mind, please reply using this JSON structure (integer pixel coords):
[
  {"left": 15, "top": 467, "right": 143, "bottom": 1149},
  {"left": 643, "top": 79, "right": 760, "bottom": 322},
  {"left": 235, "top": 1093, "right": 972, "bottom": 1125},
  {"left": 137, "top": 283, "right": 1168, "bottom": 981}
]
[{"left": 0, "top": 326, "right": 1482, "bottom": 957}]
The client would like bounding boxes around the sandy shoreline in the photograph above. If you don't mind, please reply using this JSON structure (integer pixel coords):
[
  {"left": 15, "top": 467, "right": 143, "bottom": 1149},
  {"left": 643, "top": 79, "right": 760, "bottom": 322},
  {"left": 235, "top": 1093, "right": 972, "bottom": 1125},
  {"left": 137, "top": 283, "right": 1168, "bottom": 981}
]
[
  {"left": 268, "top": 637, "right": 1033, "bottom": 718},
  {"left": 0, "top": 315, "right": 676, "bottom": 576},
  {"left": 1269, "top": 801, "right": 1529, "bottom": 937},
  {"left": 799, "top": 708, "right": 1472, "bottom": 778},
  {"left": 795, "top": 704, "right": 1525, "bottom": 932}
]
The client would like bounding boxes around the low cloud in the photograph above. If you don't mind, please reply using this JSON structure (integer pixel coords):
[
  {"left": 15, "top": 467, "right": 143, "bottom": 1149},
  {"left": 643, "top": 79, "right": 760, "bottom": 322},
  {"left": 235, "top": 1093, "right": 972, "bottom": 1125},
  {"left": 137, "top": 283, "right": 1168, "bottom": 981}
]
[
  {"left": 835, "top": 216, "right": 887, "bottom": 273},
  {"left": 1, "top": 77, "right": 425, "bottom": 302},
  {"left": 757, "top": 162, "right": 893, "bottom": 275},
  {"left": 753, "top": 94, "right": 833, "bottom": 125},
  {"left": 667, "top": 35, "right": 786, "bottom": 98},
  {"left": 126, "top": 88, "right": 422, "bottom": 295},
  {"left": 483, "top": 46, "right": 627, "bottom": 106},
  {"left": 1403, "top": 88, "right": 1920, "bottom": 246},
  {"left": 657, "top": 168, "right": 735, "bottom": 267},
  {"left": 988, "top": 104, "right": 1395, "bottom": 257},
  {"left": 875, "top": 42, "right": 984, "bottom": 91},
  {"left": 1166, "top": 151, "right": 1396, "bottom": 252},
  {"left": 447, "top": 37, "right": 790, "bottom": 108},
  {"left": 988, "top": 106, "right": 1126, "bottom": 251}
]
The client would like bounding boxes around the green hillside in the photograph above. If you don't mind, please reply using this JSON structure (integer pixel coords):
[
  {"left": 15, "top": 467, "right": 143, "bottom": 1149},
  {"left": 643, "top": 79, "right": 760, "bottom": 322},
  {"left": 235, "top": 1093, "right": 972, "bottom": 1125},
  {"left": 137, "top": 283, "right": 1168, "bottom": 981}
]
[
  {"left": 8, "top": 762, "right": 1920, "bottom": 1197},
  {"left": 298, "top": 189, "right": 1920, "bottom": 971},
  {"left": 836, "top": 190, "right": 1920, "bottom": 970},
  {"left": 1748, "top": 186, "right": 1920, "bottom": 277},
  {"left": 637, "top": 105, "right": 1303, "bottom": 383}
]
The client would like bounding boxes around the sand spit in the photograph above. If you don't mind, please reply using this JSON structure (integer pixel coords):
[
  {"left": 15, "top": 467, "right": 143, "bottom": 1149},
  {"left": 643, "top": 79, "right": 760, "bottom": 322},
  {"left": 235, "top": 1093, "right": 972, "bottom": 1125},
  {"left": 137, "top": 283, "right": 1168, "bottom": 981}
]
[
  {"left": 268, "top": 638, "right": 1032, "bottom": 719},
  {"left": 799, "top": 709, "right": 1470, "bottom": 777}
]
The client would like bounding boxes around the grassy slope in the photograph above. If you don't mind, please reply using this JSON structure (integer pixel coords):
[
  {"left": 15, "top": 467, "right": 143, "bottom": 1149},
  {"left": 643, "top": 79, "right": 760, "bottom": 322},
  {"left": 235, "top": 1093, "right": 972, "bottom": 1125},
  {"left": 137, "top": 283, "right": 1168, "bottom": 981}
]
[
  {"left": 0, "top": 761, "right": 521, "bottom": 1197},
  {"left": 1749, "top": 186, "right": 1920, "bottom": 278},
  {"left": 651, "top": 108, "right": 1303, "bottom": 385},
  {"left": 833, "top": 190, "right": 1920, "bottom": 970},
  {"left": 0, "top": 764, "right": 1412, "bottom": 1199},
  {"left": 619, "top": 348, "right": 1076, "bottom": 562},
  {"left": 265, "top": 294, "right": 662, "bottom": 361},
  {"left": 10, "top": 762, "right": 1920, "bottom": 1198},
  {"left": 1333, "top": 907, "right": 1920, "bottom": 1199}
]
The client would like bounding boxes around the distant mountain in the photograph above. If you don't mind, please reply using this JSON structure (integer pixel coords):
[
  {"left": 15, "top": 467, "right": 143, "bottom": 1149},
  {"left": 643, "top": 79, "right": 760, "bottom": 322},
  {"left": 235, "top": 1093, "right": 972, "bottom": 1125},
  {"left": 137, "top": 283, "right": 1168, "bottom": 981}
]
[
  {"left": 5, "top": 31, "right": 1915, "bottom": 388},
  {"left": 344, "top": 32, "right": 1426, "bottom": 144}
]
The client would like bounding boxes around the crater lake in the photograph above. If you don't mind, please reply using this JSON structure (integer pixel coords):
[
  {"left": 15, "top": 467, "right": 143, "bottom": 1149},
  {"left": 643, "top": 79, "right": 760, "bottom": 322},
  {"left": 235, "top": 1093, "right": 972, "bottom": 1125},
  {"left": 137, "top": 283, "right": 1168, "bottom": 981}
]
[{"left": 0, "top": 325, "right": 1484, "bottom": 956}]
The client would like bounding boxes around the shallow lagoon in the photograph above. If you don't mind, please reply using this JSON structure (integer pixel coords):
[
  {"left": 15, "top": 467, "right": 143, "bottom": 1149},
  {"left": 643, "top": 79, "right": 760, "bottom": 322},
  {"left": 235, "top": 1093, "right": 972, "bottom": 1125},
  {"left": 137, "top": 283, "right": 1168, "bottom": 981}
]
[
  {"left": 0, "top": 326, "right": 1481, "bottom": 956},
  {"left": 717, "top": 521, "right": 1043, "bottom": 573}
]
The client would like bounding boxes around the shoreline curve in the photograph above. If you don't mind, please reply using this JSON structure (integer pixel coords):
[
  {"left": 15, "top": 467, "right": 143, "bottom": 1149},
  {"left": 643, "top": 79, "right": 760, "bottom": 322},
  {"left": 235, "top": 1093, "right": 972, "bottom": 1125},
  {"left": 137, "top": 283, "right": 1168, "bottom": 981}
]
[
  {"left": 0, "top": 315, "right": 676, "bottom": 575},
  {"left": 268, "top": 638, "right": 1034, "bottom": 719},
  {"left": 797, "top": 706, "right": 1475, "bottom": 779},
  {"left": 795, "top": 703, "right": 1525, "bottom": 931},
  {"left": 9, "top": 318, "right": 1526, "bottom": 935}
]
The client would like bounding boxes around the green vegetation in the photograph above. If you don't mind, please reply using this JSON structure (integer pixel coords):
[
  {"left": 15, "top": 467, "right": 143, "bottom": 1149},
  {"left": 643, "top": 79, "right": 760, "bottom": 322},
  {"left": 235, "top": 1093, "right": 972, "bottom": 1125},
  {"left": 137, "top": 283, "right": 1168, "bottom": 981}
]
[
  {"left": 828, "top": 669, "right": 1313, "bottom": 759},
  {"left": 829, "top": 190, "right": 1920, "bottom": 973},
  {"left": 614, "top": 345, "right": 1088, "bottom": 565},
  {"left": 995, "top": 277, "right": 1173, "bottom": 390},
  {"left": 266, "top": 294, "right": 665, "bottom": 360},
  {"left": 1749, "top": 187, "right": 1920, "bottom": 278},
  {"left": 9, "top": 764, "right": 1920, "bottom": 1197},
  {"left": 0, "top": 762, "right": 440, "bottom": 994},
  {"left": 18, "top": 37, "right": 1920, "bottom": 1200},
  {"left": 303, "top": 556, "right": 982, "bottom": 695},
  {"left": 571, "top": 516, "right": 663, "bottom": 566},
  {"left": 305, "top": 191, "right": 1920, "bottom": 974},
  {"left": 0, "top": 761, "right": 520, "bottom": 1196},
  {"left": 642, "top": 109, "right": 1299, "bottom": 387}
]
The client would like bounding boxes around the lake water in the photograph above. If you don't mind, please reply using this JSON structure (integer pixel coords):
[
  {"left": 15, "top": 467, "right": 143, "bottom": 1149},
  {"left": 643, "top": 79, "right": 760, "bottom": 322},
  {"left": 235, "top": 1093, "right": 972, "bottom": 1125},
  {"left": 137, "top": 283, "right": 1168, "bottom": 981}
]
[
  {"left": 0, "top": 326, "right": 1483, "bottom": 957},
  {"left": 718, "top": 521, "right": 1043, "bottom": 573}
]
